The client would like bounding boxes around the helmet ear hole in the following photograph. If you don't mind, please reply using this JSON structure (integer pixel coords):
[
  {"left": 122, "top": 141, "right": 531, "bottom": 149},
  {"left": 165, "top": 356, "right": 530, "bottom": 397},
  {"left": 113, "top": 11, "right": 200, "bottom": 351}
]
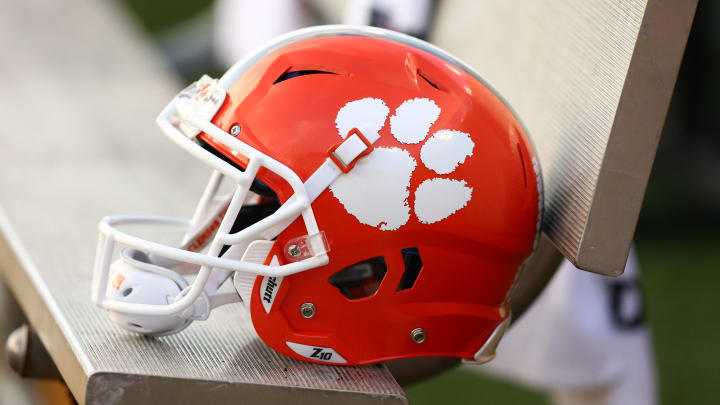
[
  {"left": 329, "top": 257, "right": 387, "bottom": 300},
  {"left": 128, "top": 323, "right": 142, "bottom": 329},
  {"left": 121, "top": 287, "right": 133, "bottom": 297}
]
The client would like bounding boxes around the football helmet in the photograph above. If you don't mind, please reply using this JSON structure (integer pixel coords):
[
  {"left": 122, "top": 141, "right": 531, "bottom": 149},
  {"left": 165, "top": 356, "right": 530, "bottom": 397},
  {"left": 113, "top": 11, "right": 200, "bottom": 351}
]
[{"left": 92, "top": 25, "right": 542, "bottom": 365}]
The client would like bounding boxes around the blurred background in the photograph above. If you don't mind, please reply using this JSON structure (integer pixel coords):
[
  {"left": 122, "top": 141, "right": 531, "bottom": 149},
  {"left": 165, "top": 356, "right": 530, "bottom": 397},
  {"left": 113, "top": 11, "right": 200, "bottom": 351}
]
[{"left": 1, "top": 0, "right": 717, "bottom": 404}]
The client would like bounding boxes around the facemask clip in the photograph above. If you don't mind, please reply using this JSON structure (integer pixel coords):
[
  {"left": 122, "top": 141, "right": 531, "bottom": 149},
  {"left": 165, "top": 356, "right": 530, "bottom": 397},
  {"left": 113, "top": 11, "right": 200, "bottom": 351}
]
[
  {"left": 283, "top": 231, "right": 330, "bottom": 262},
  {"left": 171, "top": 75, "right": 226, "bottom": 138}
]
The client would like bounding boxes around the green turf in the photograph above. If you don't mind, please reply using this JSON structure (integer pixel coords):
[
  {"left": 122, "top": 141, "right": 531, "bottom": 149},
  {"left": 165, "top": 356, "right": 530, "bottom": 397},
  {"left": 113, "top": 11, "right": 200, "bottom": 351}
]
[
  {"left": 122, "top": 0, "right": 212, "bottom": 33},
  {"left": 405, "top": 368, "right": 548, "bottom": 405},
  {"left": 636, "top": 236, "right": 720, "bottom": 405}
]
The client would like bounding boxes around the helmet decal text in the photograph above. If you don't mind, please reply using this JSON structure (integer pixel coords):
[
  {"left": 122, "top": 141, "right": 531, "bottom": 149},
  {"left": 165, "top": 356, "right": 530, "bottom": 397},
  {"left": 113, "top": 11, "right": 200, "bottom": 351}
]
[
  {"left": 286, "top": 341, "right": 347, "bottom": 364},
  {"left": 260, "top": 276, "right": 283, "bottom": 313},
  {"left": 259, "top": 256, "right": 282, "bottom": 313}
]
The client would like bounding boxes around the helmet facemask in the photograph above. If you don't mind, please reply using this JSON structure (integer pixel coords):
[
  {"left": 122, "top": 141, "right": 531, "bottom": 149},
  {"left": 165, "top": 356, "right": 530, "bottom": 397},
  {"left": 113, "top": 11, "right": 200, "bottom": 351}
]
[{"left": 92, "top": 74, "right": 339, "bottom": 334}]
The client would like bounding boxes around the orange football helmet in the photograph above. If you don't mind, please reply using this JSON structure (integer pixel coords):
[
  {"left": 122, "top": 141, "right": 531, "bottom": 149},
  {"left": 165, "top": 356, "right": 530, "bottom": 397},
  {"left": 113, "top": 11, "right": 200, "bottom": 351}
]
[{"left": 92, "top": 25, "right": 542, "bottom": 365}]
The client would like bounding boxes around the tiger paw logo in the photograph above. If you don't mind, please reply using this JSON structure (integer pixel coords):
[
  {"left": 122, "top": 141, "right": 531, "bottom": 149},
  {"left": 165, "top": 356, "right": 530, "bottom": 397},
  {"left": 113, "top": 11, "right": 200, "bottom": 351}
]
[{"left": 330, "top": 97, "right": 474, "bottom": 231}]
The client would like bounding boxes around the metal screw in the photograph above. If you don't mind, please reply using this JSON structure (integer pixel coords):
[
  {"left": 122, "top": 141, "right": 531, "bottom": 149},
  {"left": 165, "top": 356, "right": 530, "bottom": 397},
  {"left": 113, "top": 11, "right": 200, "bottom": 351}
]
[
  {"left": 300, "top": 302, "right": 316, "bottom": 319},
  {"left": 410, "top": 328, "right": 426, "bottom": 344},
  {"left": 230, "top": 124, "right": 241, "bottom": 136},
  {"left": 287, "top": 244, "right": 301, "bottom": 258}
]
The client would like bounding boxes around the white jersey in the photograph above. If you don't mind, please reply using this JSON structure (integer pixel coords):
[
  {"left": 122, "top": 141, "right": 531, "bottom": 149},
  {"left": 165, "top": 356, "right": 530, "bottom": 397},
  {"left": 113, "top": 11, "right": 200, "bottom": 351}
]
[
  {"left": 213, "top": 0, "right": 314, "bottom": 68},
  {"left": 469, "top": 248, "right": 658, "bottom": 404}
]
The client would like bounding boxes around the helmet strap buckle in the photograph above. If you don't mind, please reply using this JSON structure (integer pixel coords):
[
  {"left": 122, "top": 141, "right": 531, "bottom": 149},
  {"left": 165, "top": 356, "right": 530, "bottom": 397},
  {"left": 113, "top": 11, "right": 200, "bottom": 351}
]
[{"left": 327, "top": 128, "right": 374, "bottom": 173}]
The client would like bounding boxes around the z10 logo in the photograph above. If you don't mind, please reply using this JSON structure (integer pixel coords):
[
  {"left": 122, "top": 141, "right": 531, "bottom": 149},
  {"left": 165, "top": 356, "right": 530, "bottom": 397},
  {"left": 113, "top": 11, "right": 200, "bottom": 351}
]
[
  {"left": 286, "top": 342, "right": 346, "bottom": 363},
  {"left": 310, "top": 347, "right": 333, "bottom": 361}
]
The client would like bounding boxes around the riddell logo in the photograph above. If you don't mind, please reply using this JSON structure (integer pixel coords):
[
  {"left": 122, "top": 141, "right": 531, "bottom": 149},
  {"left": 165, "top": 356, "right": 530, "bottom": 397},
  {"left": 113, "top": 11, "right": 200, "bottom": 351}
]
[
  {"left": 187, "top": 216, "right": 222, "bottom": 252},
  {"left": 185, "top": 206, "right": 229, "bottom": 252},
  {"left": 263, "top": 277, "right": 278, "bottom": 303}
]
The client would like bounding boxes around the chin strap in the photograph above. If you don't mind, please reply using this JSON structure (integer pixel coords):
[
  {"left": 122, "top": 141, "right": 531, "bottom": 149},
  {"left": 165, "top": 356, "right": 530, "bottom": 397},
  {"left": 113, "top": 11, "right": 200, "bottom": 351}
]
[
  {"left": 171, "top": 286, "right": 240, "bottom": 322},
  {"left": 304, "top": 128, "right": 377, "bottom": 202},
  {"left": 105, "top": 248, "right": 243, "bottom": 336}
]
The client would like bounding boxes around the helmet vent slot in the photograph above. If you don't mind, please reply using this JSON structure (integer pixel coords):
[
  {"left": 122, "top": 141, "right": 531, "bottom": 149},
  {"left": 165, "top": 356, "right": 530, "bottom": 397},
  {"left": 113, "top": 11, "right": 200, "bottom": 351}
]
[
  {"left": 329, "top": 257, "right": 387, "bottom": 300},
  {"left": 397, "top": 247, "right": 423, "bottom": 291},
  {"left": 516, "top": 143, "right": 528, "bottom": 189},
  {"left": 274, "top": 70, "right": 337, "bottom": 84},
  {"left": 417, "top": 70, "right": 440, "bottom": 90}
]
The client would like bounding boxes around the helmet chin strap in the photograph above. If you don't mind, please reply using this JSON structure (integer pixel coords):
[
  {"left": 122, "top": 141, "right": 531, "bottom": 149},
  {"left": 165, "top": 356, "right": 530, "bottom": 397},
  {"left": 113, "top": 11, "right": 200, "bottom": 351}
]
[
  {"left": 105, "top": 247, "right": 243, "bottom": 336},
  {"left": 103, "top": 186, "right": 239, "bottom": 335},
  {"left": 107, "top": 240, "right": 273, "bottom": 336},
  {"left": 103, "top": 184, "right": 276, "bottom": 336}
]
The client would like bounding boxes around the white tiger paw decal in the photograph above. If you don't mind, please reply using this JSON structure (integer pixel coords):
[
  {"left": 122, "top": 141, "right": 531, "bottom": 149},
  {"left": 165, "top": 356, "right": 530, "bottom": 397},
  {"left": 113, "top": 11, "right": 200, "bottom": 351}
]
[{"left": 330, "top": 97, "right": 474, "bottom": 230}]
